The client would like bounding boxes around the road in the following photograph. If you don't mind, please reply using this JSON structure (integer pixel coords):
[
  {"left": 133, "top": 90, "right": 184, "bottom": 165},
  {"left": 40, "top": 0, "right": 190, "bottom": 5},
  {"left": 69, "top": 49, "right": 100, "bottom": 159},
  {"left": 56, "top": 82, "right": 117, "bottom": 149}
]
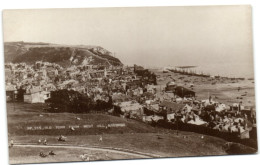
[{"left": 14, "top": 143, "right": 162, "bottom": 159}]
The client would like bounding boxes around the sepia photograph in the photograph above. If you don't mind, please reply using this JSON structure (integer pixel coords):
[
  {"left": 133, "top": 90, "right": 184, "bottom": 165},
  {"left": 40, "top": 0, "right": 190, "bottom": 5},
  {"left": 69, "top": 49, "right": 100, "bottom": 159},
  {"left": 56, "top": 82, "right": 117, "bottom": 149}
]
[{"left": 2, "top": 5, "right": 258, "bottom": 164}]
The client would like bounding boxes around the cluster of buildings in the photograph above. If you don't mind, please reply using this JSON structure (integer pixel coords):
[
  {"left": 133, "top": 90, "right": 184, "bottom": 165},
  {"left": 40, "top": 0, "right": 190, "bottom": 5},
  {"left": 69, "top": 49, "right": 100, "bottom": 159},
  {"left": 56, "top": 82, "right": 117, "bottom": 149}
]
[
  {"left": 5, "top": 60, "right": 256, "bottom": 140},
  {"left": 114, "top": 86, "right": 256, "bottom": 139},
  {"left": 110, "top": 73, "right": 256, "bottom": 140},
  {"left": 5, "top": 61, "right": 155, "bottom": 105}
]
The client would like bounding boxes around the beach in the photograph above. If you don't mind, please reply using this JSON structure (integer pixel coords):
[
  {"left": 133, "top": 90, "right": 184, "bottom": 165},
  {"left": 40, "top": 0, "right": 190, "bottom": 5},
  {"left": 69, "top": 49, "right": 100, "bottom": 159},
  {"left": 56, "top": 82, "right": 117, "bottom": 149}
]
[{"left": 150, "top": 68, "right": 255, "bottom": 107}]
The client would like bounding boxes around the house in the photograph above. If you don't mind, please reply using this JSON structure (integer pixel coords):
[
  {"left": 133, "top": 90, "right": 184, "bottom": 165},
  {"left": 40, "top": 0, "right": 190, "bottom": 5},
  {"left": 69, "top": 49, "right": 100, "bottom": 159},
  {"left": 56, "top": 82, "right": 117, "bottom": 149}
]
[
  {"left": 230, "top": 103, "right": 245, "bottom": 111},
  {"left": 82, "top": 65, "right": 93, "bottom": 70},
  {"left": 167, "top": 113, "right": 175, "bottom": 121},
  {"left": 159, "top": 101, "right": 185, "bottom": 114},
  {"left": 144, "top": 101, "right": 185, "bottom": 120},
  {"left": 241, "top": 106, "right": 255, "bottom": 118},
  {"left": 146, "top": 84, "right": 156, "bottom": 94},
  {"left": 116, "top": 101, "right": 143, "bottom": 116},
  {"left": 142, "top": 115, "right": 164, "bottom": 123},
  {"left": 165, "top": 81, "right": 176, "bottom": 93},
  {"left": 42, "top": 91, "right": 51, "bottom": 101},
  {"left": 6, "top": 84, "right": 17, "bottom": 101},
  {"left": 215, "top": 103, "right": 227, "bottom": 112},
  {"left": 201, "top": 98, "right": 217, "bottom": 106},
  {"left": 89, "top": 71, "right": 105, "bottom": 79},
  {"left": 24, "top": 87, "right": 50, "bottom": 103},
  {"left": 174, "top": 86, "right": 195, "bottom": 98},
  {"left": 144, "top": 103, "right": 160, "bottom": 115},
  {"left": 133, "top": 88, "right": 143, "bottom": 96},
  {"left": 42, "top": 83, "right": 57, "bottom": 92}
]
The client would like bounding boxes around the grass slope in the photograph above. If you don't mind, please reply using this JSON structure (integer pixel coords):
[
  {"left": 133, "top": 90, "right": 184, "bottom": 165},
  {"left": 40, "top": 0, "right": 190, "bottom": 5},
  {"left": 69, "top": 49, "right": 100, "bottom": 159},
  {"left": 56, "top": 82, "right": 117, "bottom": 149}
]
[
  {"left": 4, "top": 42, "right": 123, "bottom": 66},
  {"left": 7, "top": 103, "right": 160, "bottom": 136},
  {"left": 8, "top": 102, "right": 256, "bottom": 164}
]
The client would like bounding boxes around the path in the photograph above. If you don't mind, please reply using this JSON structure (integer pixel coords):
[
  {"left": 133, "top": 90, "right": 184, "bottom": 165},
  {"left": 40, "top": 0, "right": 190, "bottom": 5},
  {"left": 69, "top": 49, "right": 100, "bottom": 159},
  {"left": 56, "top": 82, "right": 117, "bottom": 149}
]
[{"left": 14, "top": 143, "right": 162, "bottom": 158}]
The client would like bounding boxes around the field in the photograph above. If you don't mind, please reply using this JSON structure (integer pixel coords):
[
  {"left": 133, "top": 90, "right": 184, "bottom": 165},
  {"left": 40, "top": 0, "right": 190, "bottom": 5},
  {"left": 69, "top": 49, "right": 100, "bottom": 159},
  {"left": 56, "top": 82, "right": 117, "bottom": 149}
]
[{"left": 6, "top": 102, "right": 249, "bottom": 164}]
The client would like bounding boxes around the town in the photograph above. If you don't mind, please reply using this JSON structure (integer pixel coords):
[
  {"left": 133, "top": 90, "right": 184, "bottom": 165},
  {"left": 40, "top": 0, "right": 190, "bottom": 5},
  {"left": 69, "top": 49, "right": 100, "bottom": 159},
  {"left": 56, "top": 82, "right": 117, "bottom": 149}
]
[
  {"left": 2, "top": 5, "right": 258, "bottom": 164},
  {"left": 5, "top": 60, "right": 257, "bottom": 146}
]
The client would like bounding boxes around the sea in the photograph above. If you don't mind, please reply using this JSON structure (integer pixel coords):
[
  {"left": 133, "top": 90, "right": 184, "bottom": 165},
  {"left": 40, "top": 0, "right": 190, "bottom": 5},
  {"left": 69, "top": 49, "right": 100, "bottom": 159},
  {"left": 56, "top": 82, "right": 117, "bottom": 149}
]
[
  {"left": 149, "top": 62, "right": 255, "bottom": 79},
  {"left": 190, "top": 63, "right": 255, "bottom": 79}
]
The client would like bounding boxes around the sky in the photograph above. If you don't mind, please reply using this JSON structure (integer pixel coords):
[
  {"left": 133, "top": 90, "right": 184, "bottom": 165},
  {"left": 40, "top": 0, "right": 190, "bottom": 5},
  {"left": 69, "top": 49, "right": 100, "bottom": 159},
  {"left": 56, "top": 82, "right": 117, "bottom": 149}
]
[{"left": 3, "top": 6, "right": 253, "bottom": 67}]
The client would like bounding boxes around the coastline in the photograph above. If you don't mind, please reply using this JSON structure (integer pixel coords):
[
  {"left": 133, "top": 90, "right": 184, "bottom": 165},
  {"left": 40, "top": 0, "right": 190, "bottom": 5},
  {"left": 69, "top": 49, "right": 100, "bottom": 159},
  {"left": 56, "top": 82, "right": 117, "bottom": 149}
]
[
  {"left": 150, "top": 68, "right": 255, "bottom": 107},
  {"left": 148, "top": 63, "right": 254, "bottom": 79}
]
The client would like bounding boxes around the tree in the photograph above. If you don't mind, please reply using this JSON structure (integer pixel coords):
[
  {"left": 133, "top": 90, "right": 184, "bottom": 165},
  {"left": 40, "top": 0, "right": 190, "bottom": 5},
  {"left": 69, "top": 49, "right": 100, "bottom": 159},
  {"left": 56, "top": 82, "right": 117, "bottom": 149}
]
[
  {"left": 17, "top": 88, "right": 26, "bottom": 101},
  {"left": 46, "top": 89, "right": 92, "bottom": 113},
  {"left": 46, "top": 89, "right": 113, "bottom": 113}
]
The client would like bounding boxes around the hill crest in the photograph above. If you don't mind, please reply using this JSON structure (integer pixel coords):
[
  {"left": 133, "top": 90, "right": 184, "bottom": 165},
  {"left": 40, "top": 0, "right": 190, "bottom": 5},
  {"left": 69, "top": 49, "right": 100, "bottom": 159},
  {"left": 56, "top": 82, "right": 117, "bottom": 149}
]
[{"left": 4, "top": 41, "right": 123, "bottom": 67}]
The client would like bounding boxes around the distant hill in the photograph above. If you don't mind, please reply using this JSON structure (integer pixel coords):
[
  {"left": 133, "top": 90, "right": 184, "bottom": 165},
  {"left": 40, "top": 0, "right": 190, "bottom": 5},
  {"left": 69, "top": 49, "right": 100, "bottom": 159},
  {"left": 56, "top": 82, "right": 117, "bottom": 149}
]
[{"left": 4, "top": 41, "right": 123, "bottom": 67}]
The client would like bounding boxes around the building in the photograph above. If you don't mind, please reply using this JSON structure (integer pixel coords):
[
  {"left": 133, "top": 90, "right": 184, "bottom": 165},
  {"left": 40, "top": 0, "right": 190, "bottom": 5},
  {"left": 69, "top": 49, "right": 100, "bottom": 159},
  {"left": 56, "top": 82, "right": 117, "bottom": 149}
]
[
  {"left": 23, "top": 87, "right": 50, "bottom": 103},
  {"left": 159, "top": 101, "right": 186, "bottom": 120},
  {"left": 174, "top": 86, "right": 195, "bottom": 98},
  {"left": 159, "top": 101, "right": 185, "bottom": 113},
  {"left": 6, "top": 85, "right": 17, "bottom": 101},
  {"left": 165, "top": 81, "right": 176, "bottom": 93}
]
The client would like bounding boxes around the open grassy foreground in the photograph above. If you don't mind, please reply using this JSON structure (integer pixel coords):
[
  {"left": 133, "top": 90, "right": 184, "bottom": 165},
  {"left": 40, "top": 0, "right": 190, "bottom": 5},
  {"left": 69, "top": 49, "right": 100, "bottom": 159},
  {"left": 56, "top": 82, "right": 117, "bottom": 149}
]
[
  {"left": 7, "top": 102, "right": 160, "bottom": 136},
  {"left": 9, "top": 145, "right": 142, "bottom": 164},
  {"left": 10, "top": 132, "right": 227, "bottom": 157},
  {"left": 6, "top": 102, "right": 255, "bottom": 164},
  {"left": 9, "top": 131, "right": 230, "bottom": 164}
]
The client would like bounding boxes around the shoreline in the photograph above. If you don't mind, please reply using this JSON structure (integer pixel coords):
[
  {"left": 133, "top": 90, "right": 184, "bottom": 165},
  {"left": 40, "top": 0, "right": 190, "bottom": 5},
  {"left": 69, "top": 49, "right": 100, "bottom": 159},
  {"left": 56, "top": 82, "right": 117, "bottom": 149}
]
[
  {"left": 149, "top": 65, "right": 254, "bottom": 80},
  {"left": 150, "top": 68, "right": 255, "bottom": 107}
]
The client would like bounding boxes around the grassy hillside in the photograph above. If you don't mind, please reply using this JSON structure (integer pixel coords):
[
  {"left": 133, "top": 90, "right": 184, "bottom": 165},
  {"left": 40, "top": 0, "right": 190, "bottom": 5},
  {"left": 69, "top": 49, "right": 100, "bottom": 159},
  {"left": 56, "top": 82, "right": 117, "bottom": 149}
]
[
  {"left": 7, "top": 103, "right": 160, "bottom": 136},
  {"left": 11, "top": 132, "right": 228, "bottom": 160},
  {"left": 4, "top": 42, "right": 123, "bottom": 66},
  {"left": 9, "top": 145, "right": 140, "bottom": 164},
  {"left": 8, "top": 102, "right": 257, "bottom": 164}
]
